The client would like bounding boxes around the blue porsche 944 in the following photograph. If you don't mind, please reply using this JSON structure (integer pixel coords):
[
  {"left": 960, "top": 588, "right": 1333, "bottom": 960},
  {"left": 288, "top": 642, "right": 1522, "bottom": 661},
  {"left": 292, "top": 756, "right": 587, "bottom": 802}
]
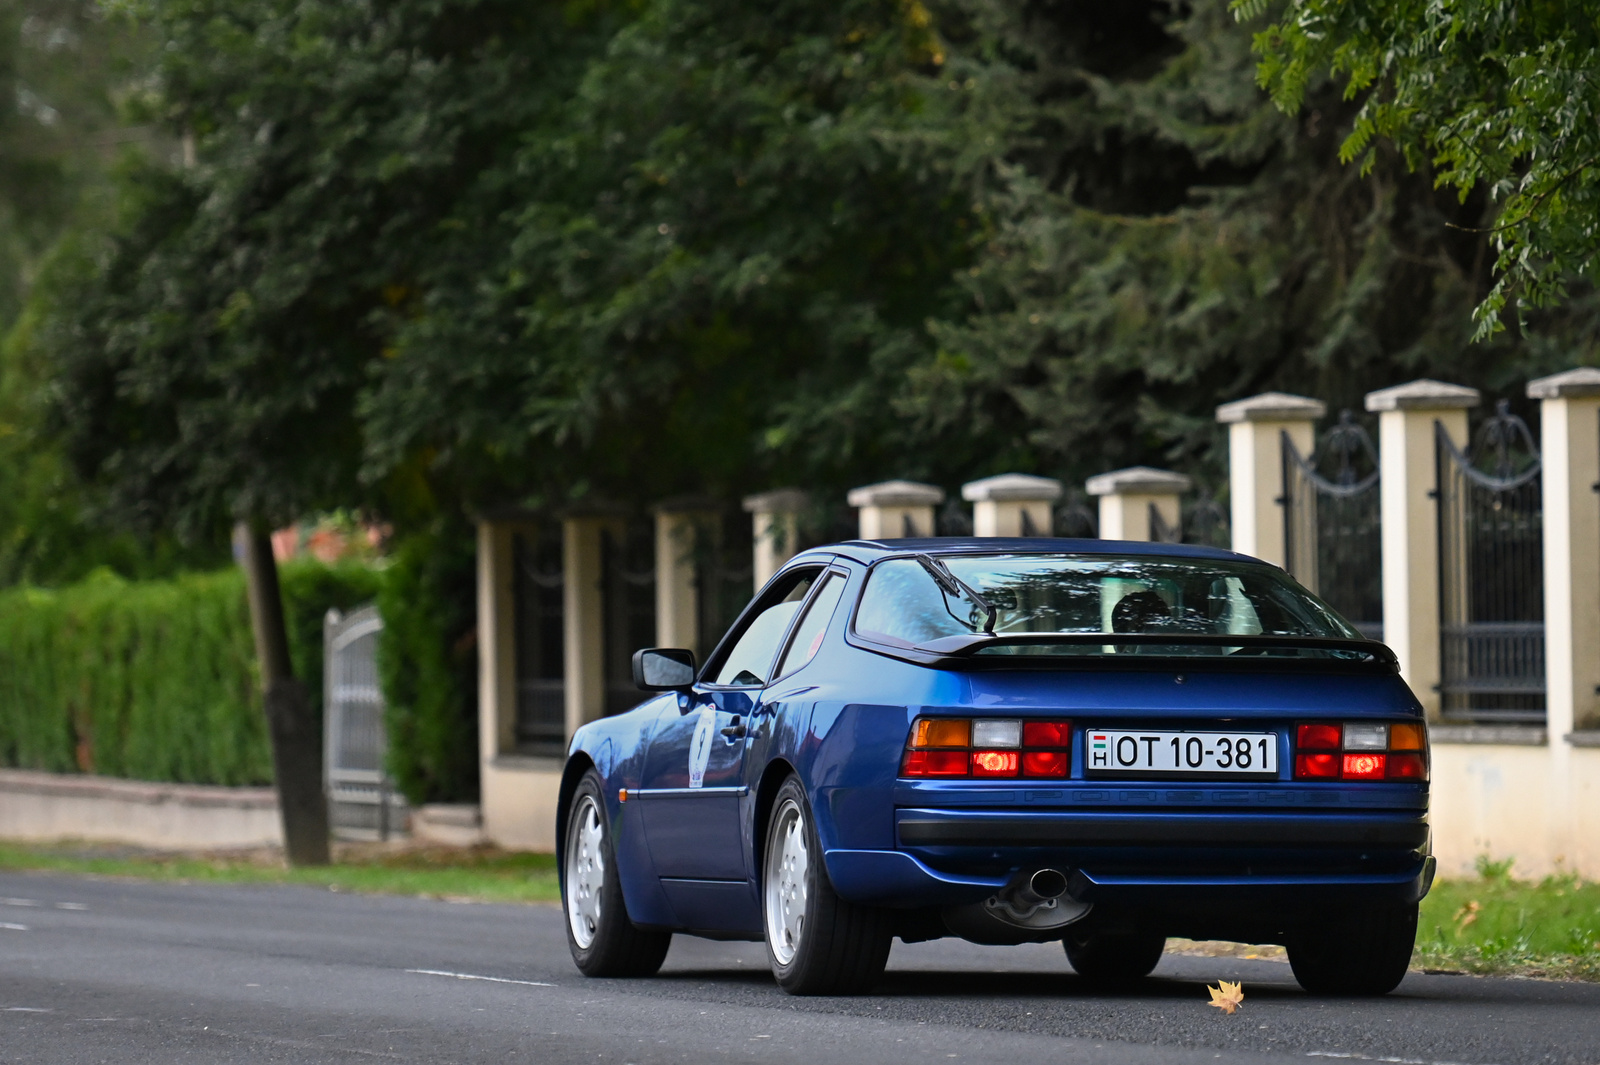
[{"left": 557, "top": 538, "right": 1432, "bottom": 996}]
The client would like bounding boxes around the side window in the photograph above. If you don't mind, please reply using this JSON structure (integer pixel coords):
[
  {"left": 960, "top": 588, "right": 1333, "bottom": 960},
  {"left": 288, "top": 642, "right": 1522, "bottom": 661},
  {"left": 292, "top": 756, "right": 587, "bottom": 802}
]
[
  {"left": 711, "top": 569, "right": 820, "bottom": 687},
  {"left": 775, "top": 571, "right": 847, "bottom": 679}
]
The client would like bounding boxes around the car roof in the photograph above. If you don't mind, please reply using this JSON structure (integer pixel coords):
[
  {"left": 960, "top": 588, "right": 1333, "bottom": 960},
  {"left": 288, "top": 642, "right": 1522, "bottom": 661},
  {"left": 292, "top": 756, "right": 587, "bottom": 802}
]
[{"left": 795, "top": 537, "right": 1266, "bottom": 567}]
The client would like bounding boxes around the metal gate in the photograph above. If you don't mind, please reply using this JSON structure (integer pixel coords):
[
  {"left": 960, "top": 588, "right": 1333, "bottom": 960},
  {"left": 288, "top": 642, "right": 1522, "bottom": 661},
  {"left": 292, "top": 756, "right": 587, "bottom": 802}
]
[
  {"left": 1436, "top": 401, "right": 1545, "bottom": 723},
  {"left": 1282, "top": 412, "right": 1384, "bottom": 639},
  {"left": 324, "top": 604, "right": 405, "bottom": 838}
]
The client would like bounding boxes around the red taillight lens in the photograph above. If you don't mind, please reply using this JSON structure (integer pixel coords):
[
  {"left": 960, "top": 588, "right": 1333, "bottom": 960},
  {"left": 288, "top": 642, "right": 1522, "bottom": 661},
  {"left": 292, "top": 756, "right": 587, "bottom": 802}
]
[
  {"left": 1342, "top": 752, "right": 1386, "bottom": 780},
  {"left": 1387, "top": 752, "right": 1427, "bottom": 780},
  {"left": 1022, "top": 751, "right": 1068, "bottom": 777},
  {"left": 1023, "top": 721, "right": 1070, "bottom": 747},
  {"left": 901, "top": 750, "right": 968, "bottom": 777},
  {"left": 971, "top": 750, "right": 1019, "bottom": 777},
  {"left": 1296, "top": 723, "right": 1341, "bottom": 750},
  {"left": 1295, "top": 752, "right": 1340, "bottom": 779}
]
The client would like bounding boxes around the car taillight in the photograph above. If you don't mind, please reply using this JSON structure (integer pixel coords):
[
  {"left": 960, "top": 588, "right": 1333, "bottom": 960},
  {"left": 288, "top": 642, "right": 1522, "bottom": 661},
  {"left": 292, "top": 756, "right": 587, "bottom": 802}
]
[
  {"left": 901, "top": 717, "right": 1072, "bottom": 779},
  {"left": 1293, "top": 721, "right": 1428, "bottom": 781}
]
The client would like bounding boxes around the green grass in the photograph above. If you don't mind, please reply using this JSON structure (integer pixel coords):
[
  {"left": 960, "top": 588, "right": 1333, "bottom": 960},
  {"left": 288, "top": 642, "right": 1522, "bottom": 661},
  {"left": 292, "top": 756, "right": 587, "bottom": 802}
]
[
  {"left": 1415, "top": 857, "right": 1600, "bottom": 980},
  {"left": 0, "top": 841, "right": 560, "bottom": 903}
]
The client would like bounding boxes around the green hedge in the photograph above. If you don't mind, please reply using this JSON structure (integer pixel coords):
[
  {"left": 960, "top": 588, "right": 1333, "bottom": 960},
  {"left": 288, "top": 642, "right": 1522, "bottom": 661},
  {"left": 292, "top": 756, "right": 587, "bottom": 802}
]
[{"left": 0, "top": 560, "right": 385, "bottom": 786}]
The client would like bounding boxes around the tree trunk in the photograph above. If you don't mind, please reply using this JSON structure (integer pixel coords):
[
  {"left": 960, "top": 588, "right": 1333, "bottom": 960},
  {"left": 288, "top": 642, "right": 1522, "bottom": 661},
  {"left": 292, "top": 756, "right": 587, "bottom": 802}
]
[{"left": 239, "top": 523, "right": 330, "bottom": 866}]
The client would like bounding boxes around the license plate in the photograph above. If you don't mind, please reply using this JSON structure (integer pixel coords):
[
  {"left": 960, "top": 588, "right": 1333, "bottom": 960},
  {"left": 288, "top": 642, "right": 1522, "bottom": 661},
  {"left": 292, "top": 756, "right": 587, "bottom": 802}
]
[{"left": 1085, "top": 730, "right": 1279, "bottom": 777}]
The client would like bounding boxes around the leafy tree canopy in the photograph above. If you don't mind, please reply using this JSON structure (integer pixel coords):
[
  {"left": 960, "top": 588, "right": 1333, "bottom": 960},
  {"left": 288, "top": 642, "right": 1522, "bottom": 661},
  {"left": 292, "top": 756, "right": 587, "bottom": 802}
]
[{"left": 1237, "top": 0, "right": 1600, "bottom": 338}]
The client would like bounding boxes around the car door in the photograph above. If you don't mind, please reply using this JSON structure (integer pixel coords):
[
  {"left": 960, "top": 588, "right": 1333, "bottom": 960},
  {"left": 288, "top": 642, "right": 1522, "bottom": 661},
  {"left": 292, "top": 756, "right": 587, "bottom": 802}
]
[{"left": 638, "top": 565, "right": 826, "bottom": 881}]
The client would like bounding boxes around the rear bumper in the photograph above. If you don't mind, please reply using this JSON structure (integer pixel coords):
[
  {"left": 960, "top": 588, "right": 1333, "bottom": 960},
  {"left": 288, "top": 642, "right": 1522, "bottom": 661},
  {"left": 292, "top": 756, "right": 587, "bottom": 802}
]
[
  {"left": 822, "top": 806, "right": 1433, "bottom": 913},
  {"left": 895, "top": 809, "right": 1429, "bottom": 849}
]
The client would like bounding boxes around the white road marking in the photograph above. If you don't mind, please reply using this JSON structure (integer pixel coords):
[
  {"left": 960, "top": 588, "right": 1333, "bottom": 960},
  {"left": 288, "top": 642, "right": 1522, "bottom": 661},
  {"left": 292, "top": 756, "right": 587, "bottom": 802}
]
[
  {"left": 0, "top": 899, "right": 38, "bottom": 908},
  {"left": 1308, "top": 1053, "right": 1504, "bottom": 1065},
  {"left": 2, "top": 1007, "right": 50, "bottom": 1013},
  {"left": 54, "top": 902, "right": 88, "bottom": 911},
  {"left": 0, "top": 923, "right": 30, "bottom": 932},
  {"left": 403, "top": 969, "right": 554, "bottom": 987}
]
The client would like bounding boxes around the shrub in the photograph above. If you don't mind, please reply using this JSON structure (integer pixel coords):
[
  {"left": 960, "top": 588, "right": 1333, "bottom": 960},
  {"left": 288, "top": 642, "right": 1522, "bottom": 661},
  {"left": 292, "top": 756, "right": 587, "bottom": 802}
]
[
  {"left": 0, "top": 560, "right": 385, "bottom": 786},
  {"left": 377, "top": 523, "right": 479, "bottom": 805}
]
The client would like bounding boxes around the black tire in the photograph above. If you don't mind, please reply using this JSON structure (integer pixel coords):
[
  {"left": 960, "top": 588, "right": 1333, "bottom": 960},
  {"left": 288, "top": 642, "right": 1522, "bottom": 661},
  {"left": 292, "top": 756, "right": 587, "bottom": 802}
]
[
  {"left": 562, "top": 770, "right": 672, "bottom": 977},
  {"left": 762, "top": 777, "right": 892, "bottom": 995},
  {"left": 1288, "top": 903, "right": 1416, "bottom": 996},
  {"left": 1063, "top": 928, "right": 1167, "bottom": 982}
]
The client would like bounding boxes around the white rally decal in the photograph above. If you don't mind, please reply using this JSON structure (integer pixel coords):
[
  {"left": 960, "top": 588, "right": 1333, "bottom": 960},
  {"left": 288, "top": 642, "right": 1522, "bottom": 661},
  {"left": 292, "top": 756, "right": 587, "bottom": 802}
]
[{"left": 688, "top": 706, "right": 716, "bottom": 788}]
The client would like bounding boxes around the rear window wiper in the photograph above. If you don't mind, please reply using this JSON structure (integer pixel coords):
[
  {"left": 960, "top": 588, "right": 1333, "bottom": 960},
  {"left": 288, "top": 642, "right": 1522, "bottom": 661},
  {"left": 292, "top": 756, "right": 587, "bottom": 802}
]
[{"left": 915, "top": 553, "right": 997, "bottom": 635}]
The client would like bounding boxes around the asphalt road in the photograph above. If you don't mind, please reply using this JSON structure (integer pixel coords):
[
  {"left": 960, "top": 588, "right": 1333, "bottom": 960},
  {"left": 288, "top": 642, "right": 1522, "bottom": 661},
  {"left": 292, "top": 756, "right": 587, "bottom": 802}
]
[{"left": 1, "top": 871, "right": 1596, "bottom": 1065}]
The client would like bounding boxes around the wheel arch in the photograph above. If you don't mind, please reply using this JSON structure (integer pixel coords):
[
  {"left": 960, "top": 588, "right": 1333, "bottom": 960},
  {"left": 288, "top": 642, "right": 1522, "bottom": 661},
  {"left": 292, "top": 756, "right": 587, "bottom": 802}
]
[
  {"left": 555, "top": 752, "right": 597, "bottom": 885},
  {"left": 751, "top": 757, "right": 798, "bottom": 886}
]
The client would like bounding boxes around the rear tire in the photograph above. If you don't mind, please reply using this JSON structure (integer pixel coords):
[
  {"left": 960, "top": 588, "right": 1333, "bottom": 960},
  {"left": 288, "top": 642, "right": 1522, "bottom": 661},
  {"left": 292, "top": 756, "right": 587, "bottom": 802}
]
[
  {"left": 1288, "top": 903, "right": 1416, "bottom": 996},
  {"left": 1063, "top": 928, "right": 1167, "bottom": 982},
  {"left": 563, "top": 770, "right": 672, "bottom": 977},
  {"left": 763, "top": 777, "right": 892, "bottom": 995}
]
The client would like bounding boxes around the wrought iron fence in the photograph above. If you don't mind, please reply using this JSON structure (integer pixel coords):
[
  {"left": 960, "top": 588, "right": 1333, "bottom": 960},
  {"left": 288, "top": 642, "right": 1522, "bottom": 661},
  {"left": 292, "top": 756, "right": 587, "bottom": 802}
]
[
  {"left": 1281, "top": 411, "right": 1384, "bottom": 639},
  {"left": 695, "top": 510, "right": 755, "bottom": 655},
  {"left": 1436, "top": 401, "right": 1545, "bottom": 724},
  {"left": 324, "top": 604, "right": 405, "bottom": 838},
  {"left": 603, "top": 518, "right": 657, "bottom": 718}
]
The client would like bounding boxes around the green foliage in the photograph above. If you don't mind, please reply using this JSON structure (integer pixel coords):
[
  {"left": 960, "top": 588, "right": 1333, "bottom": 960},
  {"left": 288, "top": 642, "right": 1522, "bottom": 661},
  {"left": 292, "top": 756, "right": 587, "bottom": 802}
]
[
  {"left": 1418, "top": 867, "right": 1600, "bottom": 980},
  {"left": 0, "top": 559, "right": 381, "bottom": 785},
  {"left": 377, "top": 523, "right": 478, "bottom": 805},
  {"left": 1238, "top": 0, "right": 1600, "bottom": 337},
  {"left": 896, "top": 0, "right": 1600, "bottom": 487}
]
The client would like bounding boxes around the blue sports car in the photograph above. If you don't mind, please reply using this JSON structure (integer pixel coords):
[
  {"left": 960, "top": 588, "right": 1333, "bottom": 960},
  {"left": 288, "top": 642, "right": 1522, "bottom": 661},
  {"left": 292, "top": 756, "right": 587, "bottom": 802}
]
[{"left": 557, "top": 538, "right": 1432, "bottom": 996}]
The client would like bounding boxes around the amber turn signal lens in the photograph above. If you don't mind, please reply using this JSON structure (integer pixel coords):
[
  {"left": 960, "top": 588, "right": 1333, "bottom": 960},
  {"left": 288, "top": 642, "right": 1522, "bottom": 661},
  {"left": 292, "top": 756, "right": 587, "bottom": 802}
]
[
  {"left": 1389, "top": 722, "right": 1426, "bottom": 751},
  {"left": 913, "top": 719, "right": 971, "bottom": 748}
]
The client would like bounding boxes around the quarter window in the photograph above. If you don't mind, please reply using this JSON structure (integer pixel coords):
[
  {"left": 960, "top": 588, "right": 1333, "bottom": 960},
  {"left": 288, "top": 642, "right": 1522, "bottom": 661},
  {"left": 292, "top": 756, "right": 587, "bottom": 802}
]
[
  {"left": 775, "top": 571, "right": 847, "bottom": 679},
  {"left": 711, "top": 569, "right": 821, "bottom": 686}
]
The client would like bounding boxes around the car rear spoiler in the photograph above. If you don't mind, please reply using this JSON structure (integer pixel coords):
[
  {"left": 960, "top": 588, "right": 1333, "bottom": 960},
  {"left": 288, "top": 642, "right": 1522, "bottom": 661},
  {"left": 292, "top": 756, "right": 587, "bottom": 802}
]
[{"left": 847, "top": 630, "right": 1400, "bottom": 671}]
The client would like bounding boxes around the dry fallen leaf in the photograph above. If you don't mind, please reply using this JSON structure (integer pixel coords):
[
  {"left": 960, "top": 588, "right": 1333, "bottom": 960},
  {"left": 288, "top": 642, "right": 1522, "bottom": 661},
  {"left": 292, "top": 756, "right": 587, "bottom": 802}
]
[
  {"left": 1453, "top": 900, "right": 1480, "bottom": 934},
  {"left": 1207, "top": 980, "right": 1244, "bottom": 1014}
]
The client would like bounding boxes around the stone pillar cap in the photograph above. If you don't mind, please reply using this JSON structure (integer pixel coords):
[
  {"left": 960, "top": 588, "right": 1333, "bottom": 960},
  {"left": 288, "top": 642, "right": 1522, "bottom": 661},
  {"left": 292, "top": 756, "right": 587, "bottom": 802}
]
[
  {"left": 1364, "top": 379, "right": 1480, "bottom": 412},
  {"left": 1528, "top": 366, "right": 1600, "bottom": 399},
  {"left": 1215, "top": 392, "right": 1327, "bottom": 424},
  {"left": 1085, "top": 466, "right": 1193, "bottom": 497},
  {"left": 741, "top": 488, "right": 809, "bottom": 514},
  {"left": 960, "top": 473, "right": 1063, "bottom": 503},
  {"left": 653, "top": 494, "right": 721, "bottom": 515},
  {"left": 846, "top": 480, "right": 945, "bottom": 507}
]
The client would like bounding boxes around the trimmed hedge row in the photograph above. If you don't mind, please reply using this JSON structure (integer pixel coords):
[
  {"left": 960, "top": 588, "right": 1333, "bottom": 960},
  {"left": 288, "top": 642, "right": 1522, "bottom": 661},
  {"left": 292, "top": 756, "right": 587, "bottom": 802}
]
[{"left": 0, "top": 560, "right": 386, "bottom": 787}]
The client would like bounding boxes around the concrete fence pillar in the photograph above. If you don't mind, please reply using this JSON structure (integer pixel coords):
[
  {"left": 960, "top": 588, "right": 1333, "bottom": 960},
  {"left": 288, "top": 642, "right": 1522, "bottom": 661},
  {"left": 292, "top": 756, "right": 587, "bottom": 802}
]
[
  {"left": 961, "top": 474, "right": 1062, "bottom": 536},
  {"left": 654, "top": 499, "right": 717, "bottom": 654},
  {"left": 742, "top": 488, "right": 808, "bottom": 589},
  {"left": 1085, "top": 467, "right": 1192, "bottom": 542},
  {"left": 1531, "top": 368, "right": 1600, "bottom": 740},
  {"left": 847, "top": 480, "right": 944, "bottom": 540},
  {"left": 562, "top": 512, "right": 613, "bottom": 737},
  {"left": 1364, "top": 379, "right": 1480, "bottom": 718},
  {"left": 1215, "top": 392, "right": 1326, "bottom": 566}
]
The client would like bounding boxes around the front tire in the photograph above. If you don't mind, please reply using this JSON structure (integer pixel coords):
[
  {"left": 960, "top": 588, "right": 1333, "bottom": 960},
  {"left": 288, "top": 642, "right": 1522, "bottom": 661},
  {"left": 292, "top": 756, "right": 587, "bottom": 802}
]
[
  {"left": 563, "top": 770, "right": 671, "bottom": 977},
  {"left": 1063, "top": 928, "right": 1167, "bottom": 982},
  {"left": 762, "top": 777, "right": 891, "bottom": 995},
  {"left": 1288, "top": 904, "right": 1416, "bottom": 996}
]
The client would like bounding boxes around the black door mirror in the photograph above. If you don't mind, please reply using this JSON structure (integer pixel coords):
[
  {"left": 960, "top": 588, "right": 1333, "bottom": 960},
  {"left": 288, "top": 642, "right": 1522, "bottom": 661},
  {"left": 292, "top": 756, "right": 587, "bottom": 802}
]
[{"left": 632, "top": 648, "right": 697, "bottom": 691}]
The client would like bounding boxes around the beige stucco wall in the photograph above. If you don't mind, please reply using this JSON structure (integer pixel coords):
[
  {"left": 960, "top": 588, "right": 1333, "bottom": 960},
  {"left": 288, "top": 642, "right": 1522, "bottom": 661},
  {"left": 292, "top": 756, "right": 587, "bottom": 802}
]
[
  {"left": 1429, "top": 743, "right": 1554, "bottom": 878},
  {"left": 480, "top": 757, "right": 562, "bottom": 852}
]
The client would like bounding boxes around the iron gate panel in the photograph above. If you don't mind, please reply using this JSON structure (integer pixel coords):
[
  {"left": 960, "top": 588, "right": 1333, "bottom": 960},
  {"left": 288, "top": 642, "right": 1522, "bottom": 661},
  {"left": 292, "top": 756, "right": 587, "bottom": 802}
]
[
  {"left": 695, "top": 510, "right": 755, "bottom": 655},
  {"left": 1436, "top": 402, "right": 1545, "bottom": 724},
  {"left": 1281, "top": 413, "right": 1383, "bottom": 639},
  {"left": 604, "top": 518, "right": 658, "bottom": 719},
  {"left": 324, "top": 604, "right": 405, "bottom": 838}
]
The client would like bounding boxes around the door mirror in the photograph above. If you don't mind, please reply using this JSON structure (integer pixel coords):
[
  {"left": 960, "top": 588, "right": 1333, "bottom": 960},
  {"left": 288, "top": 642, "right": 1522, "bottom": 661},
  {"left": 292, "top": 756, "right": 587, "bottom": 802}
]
[{"left": 632, "top": 648, "right": 697, "bottom": 691}]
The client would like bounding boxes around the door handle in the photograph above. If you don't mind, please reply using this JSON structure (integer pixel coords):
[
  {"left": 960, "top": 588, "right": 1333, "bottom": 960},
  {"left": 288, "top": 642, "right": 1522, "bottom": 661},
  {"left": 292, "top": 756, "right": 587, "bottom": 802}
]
[{"left": 720, "top": 715, "right": 747, "bottom": 740}]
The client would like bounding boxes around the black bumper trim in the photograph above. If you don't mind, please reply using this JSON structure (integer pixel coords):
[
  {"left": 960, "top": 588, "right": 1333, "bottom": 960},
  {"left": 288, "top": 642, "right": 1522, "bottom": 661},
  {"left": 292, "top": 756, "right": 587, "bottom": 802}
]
[{"left": 897, "top": 814, "right": 1428, "bottom": 849}]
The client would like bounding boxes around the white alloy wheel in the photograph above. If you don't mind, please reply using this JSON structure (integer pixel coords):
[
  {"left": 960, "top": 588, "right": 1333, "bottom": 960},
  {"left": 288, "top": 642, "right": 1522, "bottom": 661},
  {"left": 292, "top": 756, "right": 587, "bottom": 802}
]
[
  {"left": 764, "top": 797, "right": 810, "bottom": 966},
  {"left": 565, "top": 794, "right": 605, "bottom": 949}
]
